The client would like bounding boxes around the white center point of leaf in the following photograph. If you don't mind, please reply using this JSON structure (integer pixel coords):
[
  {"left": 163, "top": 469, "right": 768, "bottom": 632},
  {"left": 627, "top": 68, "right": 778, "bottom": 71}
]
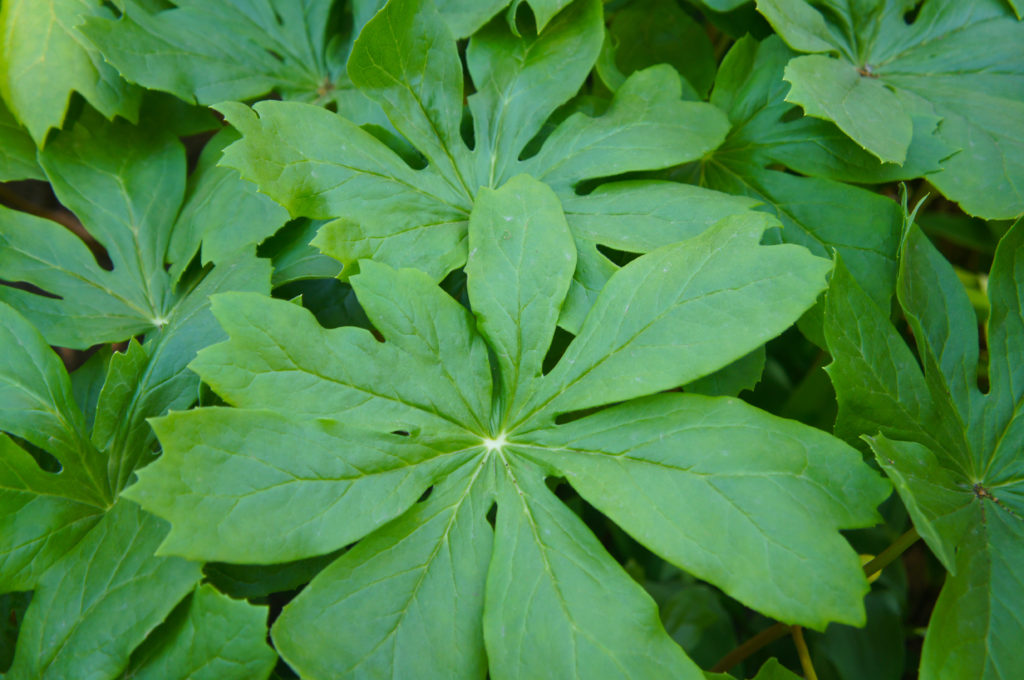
[
  {"left": 151, "top": 316, "right": 170, "bottom": 328},
  {"left": 482, "top": 432, "right": 508, "bottom": 453}
]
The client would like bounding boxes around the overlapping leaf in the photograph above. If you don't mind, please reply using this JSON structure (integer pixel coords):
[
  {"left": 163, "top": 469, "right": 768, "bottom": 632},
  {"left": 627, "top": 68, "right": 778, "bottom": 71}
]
[
  {"left": 688, "top": 34, "right": 940, "bottom": 310},
  {"left": 757, "top": 0, "right": 1024, "bottom": 219},
  {"left": 0, "top": 0, "right": 141, "bottom": 144},
  {"left": 0, "top": 110, "right": 278, "bottom": 349},
  {"left": 0, "top": 301, "right": 275, "bottom": 680},
  {"left": 825, "top": 219, "right": 1024, "bottom": 679},
  {"left": 81, "top": 0, "right": 387, "bottom": 123},
  {"left": 0, "top": 99, "right": 41, "bottom": 181},
  {"left": 129, "top": 175, "right": 887, "bottom": 678},
  {"left": 219, "top": 0, "right": 741, "bottom": 331}
]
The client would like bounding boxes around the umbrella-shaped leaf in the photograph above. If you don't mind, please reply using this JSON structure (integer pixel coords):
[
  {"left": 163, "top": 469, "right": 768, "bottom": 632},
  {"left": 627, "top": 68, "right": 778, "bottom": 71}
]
[
  {"left": 825, "top": 218, "right": 1024, "bottom": 678},
  {"left": 131, "top": 175, "right": 887, "bottom": 677}
]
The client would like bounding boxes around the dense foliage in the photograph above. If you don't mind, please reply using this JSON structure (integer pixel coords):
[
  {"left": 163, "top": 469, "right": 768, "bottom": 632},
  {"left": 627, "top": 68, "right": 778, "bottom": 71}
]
[{"left": 0, "top": 1, "right": 1021, "bottom": 678}]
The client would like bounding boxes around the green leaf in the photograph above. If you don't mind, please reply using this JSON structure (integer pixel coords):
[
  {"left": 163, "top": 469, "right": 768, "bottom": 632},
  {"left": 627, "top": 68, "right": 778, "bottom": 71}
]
[
  {"left": 484, "top": 455, "right": 700, "bottom": 679},
  {"left": 80, "top": 0, "right": 381, "bottom": 118},
  {"left": 757, "top": 0, "right": 1024, "bottom": 218},
  {"left": 166, "top": 129, "right": 289, "bottom": 279},
  {"left": 695, "top": 35, "right": 906, "bottom": 310},
  {"left": 598, "top": 0, "right": 717, "bottom": 98},
  {"left": 5, "top": 500, "right": 201, "bottom": 680},
  {"left": 0, "top": 111, "right": 272, "bottom": 350},
  {"left": 0, "top": 0, "right": 141, "bottom": 144},
  {"left": 133, "top": 176, "right": 886, "bottom": 674},
  {"left": 0, "top": 99, "right": 42, "bottom": 181},
  {"left": 783, "top": 54, "right": 912, "bottom": 164},
  {"left": 527, "top": 393, "right": 883, "bottom": 628},
  {"left": 825, "top": 218, "right": 1024, "bottom": 679},
  {"left": 220, "top": 0, "right": 734, "bottom": 321},
  {"left": 0, "top": 303, "right": 109, "bottom": 591},
  {"left": 122, "top": 585, "right": 275, "bottom": 680},
  {"left": 271, "top": 461, "right": 493, "bottom": 679}
]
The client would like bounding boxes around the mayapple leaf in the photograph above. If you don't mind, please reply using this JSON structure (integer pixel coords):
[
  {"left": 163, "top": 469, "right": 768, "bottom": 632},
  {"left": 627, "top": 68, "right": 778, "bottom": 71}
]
[
  {"left": 0, "top": 98, "right": 42, "bottom": 181},
  {"left": 0, "top": 280, "right": 271, "bottom": 676},
  {"left": 693, "top": 35, "right": 909, "bottom": 311},
  {"left": 219, "top": 0, "right": 737, "bottom": 327},
  {"left": 0, "top": 0, "right": 141, "bottom": 144},
  {"left": 121, "top": 584, "right": 276, "bottom": 680},
  {"left": 597, "top": 0, "right": 717, "bottom": 98},
  {"left": 825, "top": 219, "right": 1024, "bottom": 679},
  {"left": 4, "top": 500, "right": 201, "bottom": 680},
  {"left": 132, "top": 176, "right": 887, "bottom": 676},
  {"left": 757, "top": 0, "right": 1024, "bottom": 219},
  {"left": 0, "top": 110, "right": 276, "bottom": 349},
  {"left": 81, "top": 0, "right": 388, "bottom": 125}
]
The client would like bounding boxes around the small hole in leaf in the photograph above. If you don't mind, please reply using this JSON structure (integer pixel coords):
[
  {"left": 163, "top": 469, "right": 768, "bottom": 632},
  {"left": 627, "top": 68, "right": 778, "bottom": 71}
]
[
  {"left": 417, "top": 486, "right": 433, "bottom": 503},
  {"left": 485, "top": 503, "right": 497, "bottom": 528},
  {"left": 391, "top": 430, "right": 410, "bottom": 437},
  {"left": 266, "top": 49, "right": 285, "bottom": 63}
]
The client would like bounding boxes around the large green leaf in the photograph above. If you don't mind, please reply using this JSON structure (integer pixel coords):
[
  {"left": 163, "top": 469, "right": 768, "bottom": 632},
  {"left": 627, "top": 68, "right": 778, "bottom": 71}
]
[
  {"left": 121, "top": 584, "right": 275, "bottom": 680},
  {"left": 4, "top": 501, "right": 201, "bottom": 680},
  {"left": 130, "top": 176, "right": 887, "bottom": 677},
  {"left": 691, "top": 34, "right": 926, "bottom": 310},
  {"left": 825, "top": 219, "right": 1024, "bottom": 679},
  {"left": 0, "top": 111, "right": 276, "bottom": 349},
  {"left": 80, "top": 0, "right": 388, "bottom": 125},
  {"left": 219, "top": 0, "right": 739, "bottom": 330},
  {"left": 0, "top": 99, "right": 41, "bottom": 181},
  {"left": 757, "top": 0, "right": 1024, "bottom": 219},
  {"left": 0, "top": 0, "right": 141, "bottom": 144}
]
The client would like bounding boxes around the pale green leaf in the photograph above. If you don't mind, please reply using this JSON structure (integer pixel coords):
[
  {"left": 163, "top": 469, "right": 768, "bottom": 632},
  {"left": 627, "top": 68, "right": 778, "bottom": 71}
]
[
  {"left": 527, "top": 393, "right": 887, "bottom": 628},
  {"left": 272, "top": 462, "right": 493, "bottom": 680},
  {"left": 784, "top": 54, "right": 913, "bottom": 163},
  {"left": 133, "top": 177, "right": 884, "bottom": 674},
  {"left": 757, "top": 0, "right": 1024, "bottom": 218},
  {"left": 485, "top": 455, "right": 701, "bottom": 679},
  {"left": 123, "top": 585, "right": 275, "bottom": 680},
  {"left": 0, "top": 0, "right": 141, "bottom": 144},
  {"left": 0, "top": 99, "right": 41, "bottom": 181},
  {"left": 526, "top": 213, "right": 831, "bottom": 420},
  {"left": 5, "top": 500, "right": 201, "bottom": 680},
  {"left": 81, "top": 0, "right": 356, "bottom": 109},
  {"left": 221, "top": 0, "right": 736, "bottom": 317},
  {"left": 466, "top": 175, "right": 576, "bottom": 416}
]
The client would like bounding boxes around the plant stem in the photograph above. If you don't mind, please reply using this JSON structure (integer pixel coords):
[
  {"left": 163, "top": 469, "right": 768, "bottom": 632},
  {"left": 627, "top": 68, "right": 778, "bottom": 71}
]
[
  {"left": 710, "top": 622, "right": 789, "bottom": 673},
  {"left": 862, "top": 527, "right": 920, "bottom": 578},
  {"left": 709, "top": 526, "right": 922, "bottom": 673},
  {"left": 791, "top": 626, "right": 818, "bottom": 680}
]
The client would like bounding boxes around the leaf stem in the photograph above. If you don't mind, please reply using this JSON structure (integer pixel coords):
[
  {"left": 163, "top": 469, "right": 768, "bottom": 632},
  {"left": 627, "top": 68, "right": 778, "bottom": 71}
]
[
  {"left": 709, "top": 526, "right": 921, "bottom": 673},
  {"left": 791, "top": 626, "right": 818, "bottom": 680},
  {"left": 710, "top": 622, "right": 789, "bottom": 673},
  {"left": 862, "top": 527, "right": 920, "bottom": 578}
]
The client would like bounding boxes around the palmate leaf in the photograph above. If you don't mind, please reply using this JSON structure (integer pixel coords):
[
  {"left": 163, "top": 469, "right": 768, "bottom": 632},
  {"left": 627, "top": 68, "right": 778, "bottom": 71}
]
[
  {"left": 756, "top": 0, "right": 1024, "bottom": 219},
  {"left": 130, "top": 176, "right": 888, "bottom": 678},
  {"left": 80, "top": 0, "right": 387, "bottom": 124},
  {"left": 0, "top": 109, "right": 279, "bottom": 350},
  {"left": 688, "top": 34, "right": 945, "bottom": 311},
  {"left": 219, "top": 0, "right": 743, "bottom": 331},
  {"left": 0, "top": 0, "right": 142, "bottom": 145},
  {"left": 824, "top": 219, "right": 1024, "bottom": 679},
  {"left": 0, "top": 301, "right": 275, "bottom": 680}
]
